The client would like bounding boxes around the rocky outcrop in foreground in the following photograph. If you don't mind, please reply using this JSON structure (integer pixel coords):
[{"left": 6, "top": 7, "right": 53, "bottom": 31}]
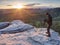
[{"left": 0, "top": 20, "right": 60, "bottom": 45}]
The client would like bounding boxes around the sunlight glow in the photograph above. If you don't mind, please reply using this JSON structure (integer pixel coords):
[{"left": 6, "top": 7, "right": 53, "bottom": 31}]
[{"left": 13, "top": 4, "right": 24, "bottom": 9}]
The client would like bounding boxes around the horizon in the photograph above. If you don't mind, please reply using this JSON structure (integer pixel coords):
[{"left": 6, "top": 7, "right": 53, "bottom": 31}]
[{"left": 0, "top": 0, "right": 60, "bottom": 9}]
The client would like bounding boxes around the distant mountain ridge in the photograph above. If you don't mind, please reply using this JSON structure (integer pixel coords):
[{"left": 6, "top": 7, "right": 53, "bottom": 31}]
[{"left": 0, "top": 7, "right": 60, "bottom": 22}]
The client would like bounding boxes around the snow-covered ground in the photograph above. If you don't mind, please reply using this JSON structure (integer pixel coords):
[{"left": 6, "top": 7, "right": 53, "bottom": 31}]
[{"left": 0, "top": 20, "right": 60, "bottom": 45}]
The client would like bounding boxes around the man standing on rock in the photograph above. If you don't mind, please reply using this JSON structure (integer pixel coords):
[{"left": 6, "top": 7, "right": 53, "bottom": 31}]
[{"left": 44, "top": 12, "right": 52, "bottom": 37}]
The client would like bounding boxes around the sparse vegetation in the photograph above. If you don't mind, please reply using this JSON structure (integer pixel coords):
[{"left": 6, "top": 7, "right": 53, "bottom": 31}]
[
  {"left": 51, "top": 21, "right": 60, "bottom": 34},
  {"left": 28, "top": 21, "right": 60, "bottom": 34}
]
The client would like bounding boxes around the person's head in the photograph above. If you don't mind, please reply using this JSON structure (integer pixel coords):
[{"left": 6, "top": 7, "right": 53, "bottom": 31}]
[{"left": 46, "top": 12, "right": 49, "bottom": 15}]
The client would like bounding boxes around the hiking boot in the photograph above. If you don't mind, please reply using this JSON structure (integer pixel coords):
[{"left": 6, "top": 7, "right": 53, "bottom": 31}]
[
  {"left": 46, "top": 32, "right": 49, "bottom": 34},
  {"left": 46, "top": 32, "right": 51, "bottom": 37},
  {"left": 46, "top": 34, "right": 51, "bottom": 37}
]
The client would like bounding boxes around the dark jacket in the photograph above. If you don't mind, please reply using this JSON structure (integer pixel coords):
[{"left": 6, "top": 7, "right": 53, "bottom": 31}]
[
  {"left": 44, "top": 14, "right": 52, "bottom": 26},
  {"left": 47, "top": 14, "right": 52, "bottom": 25}
]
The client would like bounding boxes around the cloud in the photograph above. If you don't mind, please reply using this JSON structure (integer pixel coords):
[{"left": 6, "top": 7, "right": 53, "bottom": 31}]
[
  {"left": 24, "top": 3, "right": 40, "bottom": 7},
  {"left": 7, "top": 5, "right": 12, "bottom": 6}
]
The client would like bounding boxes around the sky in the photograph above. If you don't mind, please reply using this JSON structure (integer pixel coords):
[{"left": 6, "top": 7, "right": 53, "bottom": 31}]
[{"left": 0, "top": 0, "right": 60, "bottom": 9}]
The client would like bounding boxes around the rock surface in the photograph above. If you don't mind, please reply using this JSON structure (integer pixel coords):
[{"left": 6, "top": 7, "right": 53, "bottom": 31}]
[
  {"left": 0, "top": 20, "right": 60, "bottom": 45},
  {"left": 0, "top": 20, "right": 34, "bottom": 33},
  {"left": 0, "top": 22, "right": 10, "bottom": 29}
]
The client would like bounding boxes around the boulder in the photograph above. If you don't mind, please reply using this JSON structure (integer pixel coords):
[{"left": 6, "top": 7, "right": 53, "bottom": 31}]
[
  {"left": 0, "top": 20, "right": 34, "bottom": 34},
  {"left": 0, "top": 22, "right": 10, "bottom": 29}
]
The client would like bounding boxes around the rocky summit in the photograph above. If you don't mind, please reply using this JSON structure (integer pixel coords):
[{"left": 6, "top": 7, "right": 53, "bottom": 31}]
[{"left": 0, "top": 20, "right": 60, "bottom": 45}]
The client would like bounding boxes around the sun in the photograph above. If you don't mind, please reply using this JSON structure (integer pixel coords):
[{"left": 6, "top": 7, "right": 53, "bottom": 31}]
[{"left": 13, "top": 4, "right": 24, "bottom": 9}]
